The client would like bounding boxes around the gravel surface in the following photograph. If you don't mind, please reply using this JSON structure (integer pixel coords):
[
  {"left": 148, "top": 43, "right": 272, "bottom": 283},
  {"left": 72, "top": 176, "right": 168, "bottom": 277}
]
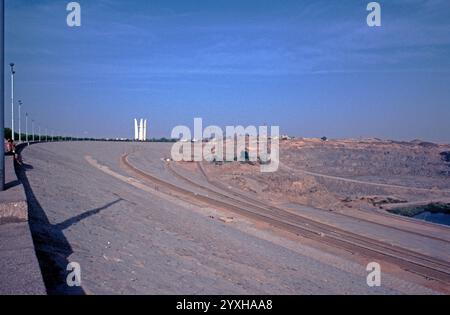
[{"left": 17, "top": 142, "right": 439, "bottom": 294}]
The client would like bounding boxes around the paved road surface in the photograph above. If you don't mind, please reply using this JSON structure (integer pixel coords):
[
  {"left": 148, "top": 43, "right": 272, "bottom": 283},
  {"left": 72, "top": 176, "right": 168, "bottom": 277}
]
[{"left": 17, "top": 142, "right": 439, "bottom": 294}]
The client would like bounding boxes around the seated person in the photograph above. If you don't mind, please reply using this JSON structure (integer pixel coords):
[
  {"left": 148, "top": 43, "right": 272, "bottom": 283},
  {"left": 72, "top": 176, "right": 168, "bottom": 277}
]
[{"left": 5, "top": 139, "right": 15, "bottom": 155}]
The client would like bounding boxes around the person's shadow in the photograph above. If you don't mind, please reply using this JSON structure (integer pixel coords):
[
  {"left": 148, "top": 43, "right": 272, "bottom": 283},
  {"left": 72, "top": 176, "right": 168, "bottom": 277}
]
[
  {"left": 4, "top": 179, "right": 20, "bottom": 189},
  {"left": 15, "top": 146, "right": 122, "bottom": 295}
]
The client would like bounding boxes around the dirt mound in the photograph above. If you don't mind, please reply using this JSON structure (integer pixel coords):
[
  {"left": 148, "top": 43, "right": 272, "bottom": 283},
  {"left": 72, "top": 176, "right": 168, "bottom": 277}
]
[{"left": 197, "top": 138, "right": 450, "bottom": 212}]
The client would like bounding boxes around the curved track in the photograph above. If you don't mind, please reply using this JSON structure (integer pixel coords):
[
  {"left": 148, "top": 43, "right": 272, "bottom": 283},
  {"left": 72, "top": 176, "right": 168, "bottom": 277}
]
[
  {"left": 120, "top": 153, "right": 450, "bottom": 286},
  {"left": 279, "top": 162, "right": 450, "bottom": 193},
  {"left": 195, "top": 162, "right": 450, "bottom": 243}
]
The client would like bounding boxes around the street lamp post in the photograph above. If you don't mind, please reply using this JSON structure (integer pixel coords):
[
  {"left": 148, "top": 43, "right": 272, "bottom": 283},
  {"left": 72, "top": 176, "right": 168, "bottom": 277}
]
[
  {"left": 25, "top": 113, "right": 28, "bottom": 145},
  {"left": 39, "top": 126, "right": 41, "bottom": 142},
  {"left": 0, "top": 0, "right": 5, "bottom": 191},
  {"left": 32, "top": 119, "right": 35, "bottom": 141},
  {"left": 9, "top": 63, "right": 15, "bottom": 141},
  {"left": 18, "top": 100, "right": 22, "bottom": 142}
]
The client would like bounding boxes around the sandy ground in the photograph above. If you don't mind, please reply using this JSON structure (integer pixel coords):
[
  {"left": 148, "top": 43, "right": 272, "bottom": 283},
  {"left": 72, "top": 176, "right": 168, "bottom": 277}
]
[
  {"left": 202, "top": 138, "right": 450, "bottom": 212},
  {"left": 17, "top": 141, "right": 445, "bottom": 294}
]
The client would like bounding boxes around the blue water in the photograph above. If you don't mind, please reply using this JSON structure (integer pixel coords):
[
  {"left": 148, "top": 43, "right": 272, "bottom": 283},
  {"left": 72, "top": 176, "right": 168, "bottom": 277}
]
[{"left": 413, "top": 211, "right": 450, "bottom": 226}]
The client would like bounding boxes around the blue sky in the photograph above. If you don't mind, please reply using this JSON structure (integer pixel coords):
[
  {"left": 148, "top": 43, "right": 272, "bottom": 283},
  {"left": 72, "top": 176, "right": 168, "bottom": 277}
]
[{"left": 4, "top": 0, "right": 450, "bottom": 141}]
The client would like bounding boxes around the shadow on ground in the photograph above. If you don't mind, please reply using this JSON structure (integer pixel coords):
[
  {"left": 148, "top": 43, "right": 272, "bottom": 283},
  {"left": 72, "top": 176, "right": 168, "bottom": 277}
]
[
  {"left": 15, "top": 144, "right": 122, "bottom": 295},
  {"left": 4, "top": 179, "right": 20, "bottom": 190}
]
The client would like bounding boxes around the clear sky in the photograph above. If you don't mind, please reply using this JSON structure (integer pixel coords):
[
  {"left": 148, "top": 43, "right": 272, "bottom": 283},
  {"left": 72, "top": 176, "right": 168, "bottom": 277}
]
[{"left": 4, "top": 0, "right": 450, "bottom": 142}]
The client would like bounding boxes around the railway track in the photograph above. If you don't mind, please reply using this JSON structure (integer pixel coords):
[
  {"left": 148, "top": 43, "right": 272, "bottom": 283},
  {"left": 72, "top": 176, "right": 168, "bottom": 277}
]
[
  {"left": 279, "top": 162, "right": 450, "bottom": 193},
  {"left": 120, "top": 153, "right": 450, "bottom": 286},
  {"left": 194, "top": 162, "right": 450, "bottom": 243}
]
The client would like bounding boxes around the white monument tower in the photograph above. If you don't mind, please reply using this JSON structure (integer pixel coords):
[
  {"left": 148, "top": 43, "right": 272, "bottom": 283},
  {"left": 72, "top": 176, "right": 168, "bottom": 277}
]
[
  {"left": 134, "top": 118, "right": 148, "bottom": 141},
  {"left": 134, "top": 119, "right": 139, "bottom": 140},
  {"left": 139, "top": 119, "right": 144, "bottom": 141},
  {"left": 144, "top": 119, "right": 148, "bottom": 140}
]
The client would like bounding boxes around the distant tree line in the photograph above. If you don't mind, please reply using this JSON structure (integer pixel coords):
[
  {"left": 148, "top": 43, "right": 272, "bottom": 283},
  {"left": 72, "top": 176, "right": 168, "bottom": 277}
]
[{"left": 3, "top": 128, "right": 177, "bottom": 143}]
